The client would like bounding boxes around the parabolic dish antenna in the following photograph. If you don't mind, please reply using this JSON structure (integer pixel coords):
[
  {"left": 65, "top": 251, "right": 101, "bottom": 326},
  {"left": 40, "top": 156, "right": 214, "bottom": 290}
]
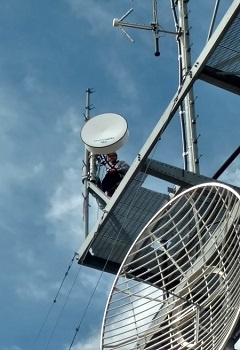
[
  {"left": 101, "top": 182, "right": 240, "bottom": 350},
  {"left": 81, "top": 113, "right": 129, "bottom": 154}
]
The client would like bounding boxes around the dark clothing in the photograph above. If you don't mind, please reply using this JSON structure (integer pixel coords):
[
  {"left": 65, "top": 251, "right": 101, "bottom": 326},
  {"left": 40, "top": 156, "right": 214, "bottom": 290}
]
[
  {"left": 101, "top": 171, "right": 123, "bottom": 193},
  {"left": 101, "top": 159, "right": 130, "bottom": 196}
]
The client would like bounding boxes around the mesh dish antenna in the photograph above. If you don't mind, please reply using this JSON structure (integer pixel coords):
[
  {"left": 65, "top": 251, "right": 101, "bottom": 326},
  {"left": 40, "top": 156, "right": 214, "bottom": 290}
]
[
  {"left": 81, "top": 113, "right": 129, "bottom": 154},
  {"left": 101, "top": 182, "right": 240, "bottom": 350}
]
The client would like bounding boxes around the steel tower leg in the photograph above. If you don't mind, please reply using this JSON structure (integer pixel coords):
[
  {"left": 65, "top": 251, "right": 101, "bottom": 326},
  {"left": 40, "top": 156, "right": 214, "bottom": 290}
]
[{"left": 177, "top": 0, "right": 200, "bottom": 174}]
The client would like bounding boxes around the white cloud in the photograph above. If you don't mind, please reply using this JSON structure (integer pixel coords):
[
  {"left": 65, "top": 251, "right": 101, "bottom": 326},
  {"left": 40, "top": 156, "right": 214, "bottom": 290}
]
[
  {"left": 55, "top": 107, "right": 80, "bottom": 135},
  {"left": 16, "top": 248, "right": 42, "bottom": 268},
  {"left": 15, "top": 268, "right": 74, "bottom": 303},
  {"left": 33, "top": 162, "right": 44, "bottom": 174},
  {"left": 65, "top": 329, "right": 100, "bottom": 350},
  {"left": 65, "top": 0, "right": 113, "bottom": 34},
  {"left": 46, "top": 190, "right": 99, "bottom": 249},
  {"left": 0, "top": 85, "right": 47, "bottom": 198},
  {"left": 44, "top": 166, "right": 101, "bottom": 250},
  {"left": 23, "top": 75, "right": 43, "bottom": 94},
  {"left": 48, "top": 192, "right": 80, "bottom": 218},
  {"left": 44, "top": 105, "right": 86, "bottom": 247},
  {"left": 221, "top": 167, "right": 240, "bottom": 187},
  {"left": 16, "top": 277, "right": 52, "bottom": 302},
  {"left": 106, "top": 60, "right": 139, "bottom": 104},
  {"left": 0, "top": 160, "right": 46, "bottom": 201},
  {"left": 46, "top": 173, "right": 81, "bottom": 219}
]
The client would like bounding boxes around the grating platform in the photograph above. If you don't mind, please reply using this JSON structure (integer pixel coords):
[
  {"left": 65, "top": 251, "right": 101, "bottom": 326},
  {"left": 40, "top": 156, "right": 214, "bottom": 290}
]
[
  {"left": 79, "top": 174, "right": 169, "bottom": 274},
  {"left": 200, "top": 5, "right": 240, "bottom": 95}
]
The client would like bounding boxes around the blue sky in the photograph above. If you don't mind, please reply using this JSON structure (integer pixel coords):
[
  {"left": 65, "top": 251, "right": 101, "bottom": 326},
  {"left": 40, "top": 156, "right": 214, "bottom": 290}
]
[{"left": 0, "top": 1, "right": 239, "bottom": 349}]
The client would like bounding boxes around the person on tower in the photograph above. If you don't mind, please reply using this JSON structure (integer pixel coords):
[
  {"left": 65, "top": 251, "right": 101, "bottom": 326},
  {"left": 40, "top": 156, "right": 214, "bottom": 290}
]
[{"left": 101, "top": 152, "right": 129, "bottom": 197}]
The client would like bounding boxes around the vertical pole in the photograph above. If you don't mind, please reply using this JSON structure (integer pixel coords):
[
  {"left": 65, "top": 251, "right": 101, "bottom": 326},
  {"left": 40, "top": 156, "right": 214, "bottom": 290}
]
[
  {"left": 177, "top": 0, "right": 200, "bottom": 174},
  {"left": 83, "top": 88, "right": 91, "bottom": 238}
]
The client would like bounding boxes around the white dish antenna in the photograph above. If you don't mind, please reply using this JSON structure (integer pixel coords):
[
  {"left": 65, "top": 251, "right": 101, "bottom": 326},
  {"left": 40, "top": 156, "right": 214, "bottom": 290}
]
[
  {"left": 101, "top": 182, "right": 240, "bottom": 350},
  {"left": 81, "top": 113, "right": 129, "bottom": 154}
]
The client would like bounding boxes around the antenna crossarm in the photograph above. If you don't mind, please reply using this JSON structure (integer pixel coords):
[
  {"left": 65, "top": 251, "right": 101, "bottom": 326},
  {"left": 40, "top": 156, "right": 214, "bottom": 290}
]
[
  {"left": 115, "top": 20, "right": 177, "bottom": 35},
  {"left": 114, "top": 21, "right": 153, "bottom": 31},
  {"left": 158, "top": 28, "right": 178, "bottom": 35}
]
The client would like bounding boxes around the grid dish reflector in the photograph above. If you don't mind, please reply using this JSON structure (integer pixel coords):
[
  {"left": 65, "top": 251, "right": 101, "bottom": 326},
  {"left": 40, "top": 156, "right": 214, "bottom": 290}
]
[{"left": 101, "top": 182, "right": 240, "bottom": 350}]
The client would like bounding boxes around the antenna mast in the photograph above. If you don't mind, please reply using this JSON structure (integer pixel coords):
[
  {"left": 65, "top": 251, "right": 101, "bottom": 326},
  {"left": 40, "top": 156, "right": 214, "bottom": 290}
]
[
  {"left": 82, "top": 88, "right": 94, "bottom": 238},
  {"left": 177, "top": 0, "right": 200, "bottom": 173}
]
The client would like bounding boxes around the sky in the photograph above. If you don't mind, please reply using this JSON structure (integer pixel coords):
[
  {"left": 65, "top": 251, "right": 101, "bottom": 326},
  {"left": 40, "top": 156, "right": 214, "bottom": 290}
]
[{"left": 0, "top": 1, "right": 239, "bottom": 350}]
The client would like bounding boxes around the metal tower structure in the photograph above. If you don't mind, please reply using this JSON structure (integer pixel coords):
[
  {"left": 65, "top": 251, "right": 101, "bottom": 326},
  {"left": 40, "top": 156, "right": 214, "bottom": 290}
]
[{"left": 78, "top": 0, "right": 240, "bottom": 348}]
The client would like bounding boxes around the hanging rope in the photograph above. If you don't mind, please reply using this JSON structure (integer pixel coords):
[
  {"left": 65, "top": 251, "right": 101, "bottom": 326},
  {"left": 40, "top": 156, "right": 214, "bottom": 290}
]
[
  {"left": 31, "top": 252, "right": 77, "bottom": 350},
  {"left": 67, "top": 268, "right": 104, "bottom": 350},
  {"left": 44, "top": 262, "right": 83, "bottom": 349}
]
